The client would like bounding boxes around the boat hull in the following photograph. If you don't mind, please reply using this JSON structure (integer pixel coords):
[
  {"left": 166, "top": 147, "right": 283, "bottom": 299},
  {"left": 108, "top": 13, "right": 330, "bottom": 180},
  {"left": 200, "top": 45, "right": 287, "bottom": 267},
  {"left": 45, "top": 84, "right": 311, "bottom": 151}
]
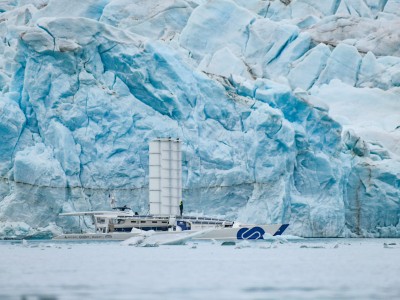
[
  {"left": 53, "top": 224, "right": 289, "bottom": 241},
  {"left": 53, "top": 232, "right": 136, "bottom": 241},
  {"left": 196, "top": 224, "right": 288, "bottom": 240}
]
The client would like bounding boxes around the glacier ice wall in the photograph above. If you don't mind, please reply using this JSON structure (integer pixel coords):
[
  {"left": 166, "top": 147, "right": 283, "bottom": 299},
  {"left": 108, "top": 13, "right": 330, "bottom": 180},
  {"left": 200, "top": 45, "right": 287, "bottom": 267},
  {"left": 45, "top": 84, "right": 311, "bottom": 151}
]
[{"left": 0, "top": 0, "right": 399, "bottom": 238}]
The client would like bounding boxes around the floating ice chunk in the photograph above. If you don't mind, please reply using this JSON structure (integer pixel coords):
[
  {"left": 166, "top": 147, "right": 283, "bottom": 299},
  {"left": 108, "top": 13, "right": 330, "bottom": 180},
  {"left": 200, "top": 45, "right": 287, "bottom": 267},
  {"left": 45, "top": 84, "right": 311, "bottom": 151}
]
[
  {"left": 130, "top": 227, "right": 147, "bottom": 234},
  {"left": 121, "top": 235, "right": 147, "bottom": 246},
  {"left": 221, "top": 241, "right": 236, "bottom": 246},
  {"left": 274, "top": 236, "right": 288, "bottom": 244},
  {"left": 300, "top": 245, "right": 325, "bottom": 249},
  {"left": 0, "top": 222, "right": 32, "bottom": 239},
  {"left": 278, "top": 234, "right": 303, "bottom": 240},
  {"left": 235, "top": 240, "right": 251, "bottom": 249},
  {"left": 123, "top": 229, "right": 215, "bottom": 246},
  {"left": 259, "top": 243, "right": 272, "bottom": 249}
]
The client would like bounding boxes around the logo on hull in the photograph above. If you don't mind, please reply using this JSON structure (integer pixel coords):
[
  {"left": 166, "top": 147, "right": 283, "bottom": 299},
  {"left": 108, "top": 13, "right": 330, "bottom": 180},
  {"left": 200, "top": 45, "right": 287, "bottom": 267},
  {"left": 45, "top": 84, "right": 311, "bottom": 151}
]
[{"left": 237, "top": 227, "right": 265, "bottom": 240}]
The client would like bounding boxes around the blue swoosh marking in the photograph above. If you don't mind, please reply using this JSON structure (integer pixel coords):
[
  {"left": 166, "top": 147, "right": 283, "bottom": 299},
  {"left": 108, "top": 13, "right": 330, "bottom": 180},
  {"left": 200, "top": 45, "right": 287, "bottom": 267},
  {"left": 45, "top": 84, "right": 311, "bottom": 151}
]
[
  {"left": 273, "top": 224, "right": 289, "bottom": 236},
  {"left": 237, "top": 227, "right": 265, "bottom": 240}
]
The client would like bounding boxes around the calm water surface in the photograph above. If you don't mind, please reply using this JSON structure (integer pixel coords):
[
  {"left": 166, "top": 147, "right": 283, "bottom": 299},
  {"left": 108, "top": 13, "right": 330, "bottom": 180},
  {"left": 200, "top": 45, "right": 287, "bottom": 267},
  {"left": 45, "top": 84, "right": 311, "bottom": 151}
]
[{"left": 1, "top": 238, "right": 400, "bottom": 299}]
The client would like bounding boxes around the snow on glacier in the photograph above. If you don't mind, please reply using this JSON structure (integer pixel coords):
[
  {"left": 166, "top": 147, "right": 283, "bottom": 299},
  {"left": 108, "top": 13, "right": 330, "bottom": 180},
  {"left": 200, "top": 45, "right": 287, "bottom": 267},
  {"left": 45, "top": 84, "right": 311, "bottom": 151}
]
[
  {"left": 0, "top": 0, "right": 399, "bottom": 238},
  {"left": 311, "top": 80, "right": 400, "bottom": 156}
]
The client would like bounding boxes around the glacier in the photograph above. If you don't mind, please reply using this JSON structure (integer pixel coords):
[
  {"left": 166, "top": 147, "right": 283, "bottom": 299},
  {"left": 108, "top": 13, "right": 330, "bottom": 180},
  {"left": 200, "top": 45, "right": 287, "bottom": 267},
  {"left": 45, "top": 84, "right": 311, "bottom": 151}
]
[{"left": 0, "top": 0, "right": 399, "bottom": 238}]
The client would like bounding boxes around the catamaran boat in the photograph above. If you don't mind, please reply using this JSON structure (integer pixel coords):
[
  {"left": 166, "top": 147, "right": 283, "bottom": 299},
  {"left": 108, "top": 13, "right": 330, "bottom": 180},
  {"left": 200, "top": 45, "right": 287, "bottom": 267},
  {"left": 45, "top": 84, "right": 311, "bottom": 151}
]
[
  {"left": 54, "top": 138, "right": 289, "bottom": 241},
  {"left": 54, "top": 206, "right": 289, "bottom": 241}
]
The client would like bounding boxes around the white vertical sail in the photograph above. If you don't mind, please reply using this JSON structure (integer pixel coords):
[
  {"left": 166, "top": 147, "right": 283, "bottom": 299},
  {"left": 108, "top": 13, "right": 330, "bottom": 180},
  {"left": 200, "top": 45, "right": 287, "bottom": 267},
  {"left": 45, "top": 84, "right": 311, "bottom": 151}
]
[{"left": 149, "top": 138, "right": 182, "bottom": 216}]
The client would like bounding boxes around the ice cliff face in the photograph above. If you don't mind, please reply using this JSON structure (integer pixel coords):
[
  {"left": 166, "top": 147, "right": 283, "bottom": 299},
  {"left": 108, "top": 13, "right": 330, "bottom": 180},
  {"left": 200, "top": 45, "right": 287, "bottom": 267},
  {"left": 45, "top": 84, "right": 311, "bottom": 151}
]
[{"left": 0, "top": 0, "right": 399, "bottom": 238}]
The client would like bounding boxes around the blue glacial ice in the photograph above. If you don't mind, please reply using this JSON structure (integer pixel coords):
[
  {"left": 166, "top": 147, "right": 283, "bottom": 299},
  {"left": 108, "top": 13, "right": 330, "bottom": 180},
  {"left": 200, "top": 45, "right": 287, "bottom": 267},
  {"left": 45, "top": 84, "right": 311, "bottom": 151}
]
[{"left": 0, "top": 0, "right": 399, "bottom": 238}]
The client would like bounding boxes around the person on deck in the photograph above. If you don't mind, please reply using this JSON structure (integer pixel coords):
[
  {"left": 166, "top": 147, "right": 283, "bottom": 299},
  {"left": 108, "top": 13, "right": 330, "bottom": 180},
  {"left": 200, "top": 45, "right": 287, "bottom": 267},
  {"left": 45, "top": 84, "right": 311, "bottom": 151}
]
[
  {"left": 179, "top": 200, "right": 183, "bottom": 217},
  {"left": 110, "top": 194, "right": 116, "bottom": 208}
]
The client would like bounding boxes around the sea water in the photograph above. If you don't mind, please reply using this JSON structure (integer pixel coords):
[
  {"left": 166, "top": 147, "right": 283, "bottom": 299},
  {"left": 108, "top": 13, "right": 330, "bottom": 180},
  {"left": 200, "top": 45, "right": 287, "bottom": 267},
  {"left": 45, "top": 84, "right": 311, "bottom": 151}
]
[{"left": 1, "top": 238, "right": 399, "bottom": 299}]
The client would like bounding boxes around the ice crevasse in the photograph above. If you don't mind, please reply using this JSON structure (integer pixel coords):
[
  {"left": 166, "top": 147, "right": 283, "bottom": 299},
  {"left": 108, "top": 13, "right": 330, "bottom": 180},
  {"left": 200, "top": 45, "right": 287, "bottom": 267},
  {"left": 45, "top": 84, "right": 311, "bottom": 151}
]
[{"left": 0, "top": 0, "right": 399, "bottom": 238}]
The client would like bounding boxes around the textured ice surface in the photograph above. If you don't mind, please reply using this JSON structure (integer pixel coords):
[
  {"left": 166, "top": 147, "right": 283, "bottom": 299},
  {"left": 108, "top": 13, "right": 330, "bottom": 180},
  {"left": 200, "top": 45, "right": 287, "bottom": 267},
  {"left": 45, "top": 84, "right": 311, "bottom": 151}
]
[{"left": 0, "top": 0, "right": 400, "bottom": 238}]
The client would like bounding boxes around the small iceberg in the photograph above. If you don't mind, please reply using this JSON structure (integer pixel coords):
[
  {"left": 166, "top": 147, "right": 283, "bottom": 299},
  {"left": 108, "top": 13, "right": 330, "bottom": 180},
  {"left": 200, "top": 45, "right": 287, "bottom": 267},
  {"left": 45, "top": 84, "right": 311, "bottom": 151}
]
[
  {"left": 121, "top": 229, "right": 214, "bottom": 247},
  {"left": 221, "top": 241, "right": 236, "bottom": 246}
]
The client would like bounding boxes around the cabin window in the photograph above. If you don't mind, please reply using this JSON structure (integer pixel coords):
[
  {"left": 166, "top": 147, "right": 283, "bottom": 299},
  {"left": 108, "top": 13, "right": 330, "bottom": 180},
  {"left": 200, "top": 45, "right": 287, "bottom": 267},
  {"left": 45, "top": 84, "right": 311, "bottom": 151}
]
[
  {"left": 152, "top": 221, "right": 158, "bottom": 224},
  {"left": 140, "top": 221, "right": 146, "bottom": 223},
  {"left": 97, "top": 218, "right": 105, "bottom": 224},
  {"left": 131, "top": 220, "right": 137, "bottom": 223},
  {"left": 117, "top": 219, "right": 125, "bottom": 224}
]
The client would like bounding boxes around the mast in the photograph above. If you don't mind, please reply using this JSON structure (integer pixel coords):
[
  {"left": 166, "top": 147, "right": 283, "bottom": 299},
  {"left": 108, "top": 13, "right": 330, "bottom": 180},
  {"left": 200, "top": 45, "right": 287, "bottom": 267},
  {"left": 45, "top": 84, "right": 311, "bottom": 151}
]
[{"left": 149, "top": 138, "right": 182, "bottom": 216}]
